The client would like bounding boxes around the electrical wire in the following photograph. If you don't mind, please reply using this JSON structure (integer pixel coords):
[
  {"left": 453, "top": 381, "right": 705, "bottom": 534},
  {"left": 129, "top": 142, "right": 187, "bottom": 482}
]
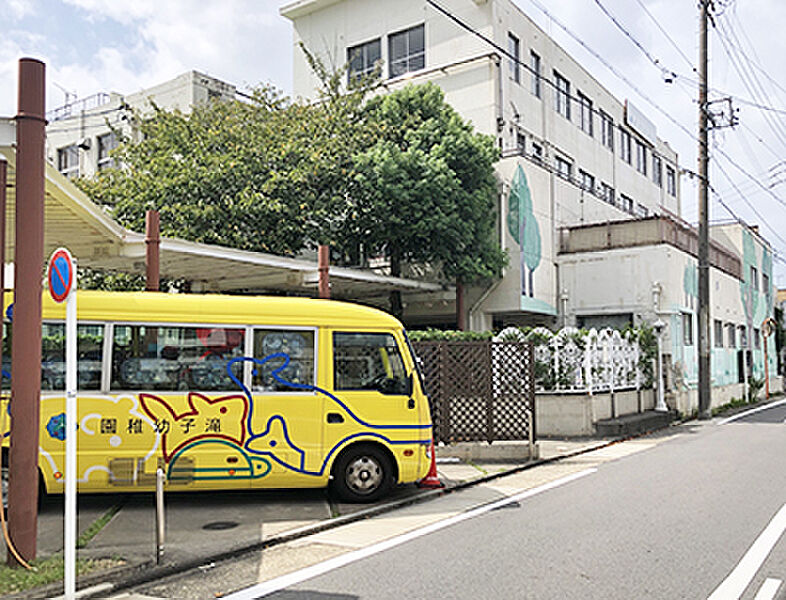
[{"left": 633, "top": 0, "right": 697, "bottom": 75}]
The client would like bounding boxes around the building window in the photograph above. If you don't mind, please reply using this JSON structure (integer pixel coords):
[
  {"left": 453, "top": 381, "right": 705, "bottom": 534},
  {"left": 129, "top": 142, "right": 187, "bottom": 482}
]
[
  {"left": 683, "top": 313, "right": 694, "bottom": 346},
  {"left": 389, "top": 24, "right": 425, "bottom": 78},
  {"left": 508, "top": 33, "right": 520, "bottom": 83},
  {"left": 751, "top": 266, "right": 758, "bottom": 291},
  {"left": 714, "top": 320, "right": 724, "bottom": 348},
  {"left": 620, "top": 129, "right": 632, "bottom": 164},
  {"left": 516, "top": 131, "right": 526, "bottom": 153},
  {"left": 97, "top": 132, "right": 118, "bottom": 171},
  {"left": 636, "top": 141, "right": 647, "bottom": 175},
  {"left": 754, "top": 328, "right": 761, "bottom": 349},
  {"left": 530, "top": 51, "right": 541, "bottom": 98},
  {"left": 577, "top": 92, "right": 593, "bottom": 136},
  {"left": 666, "top": 166, "right": 676, "bottom": 196},
  {"left": 348, "top": 38, "right": 381, "bottom": 81},
  {"left": 601, "top": 183, "right": 615, "bottom": 205},
  {"left": 653, "top": 155, "right": 663, "bottom": 187},
  {"left": 554, "top": 71, "right": 570, "bottom": 120},
  {"left": 763, "top": 272, "right": 770, "bottom": 295},
  {"left": 635, "top": 203, "right": 649, "bottom": 218},
  {"left": 57, "top": 145, "right": 79, "bottom": 179},
  {"left": 726, "top": 323, "right": 736, "bottom": 347},
  {"left": 579, "top": 169, "right": 595, "bottom": 192},
  {"left": 555, "top": 156, "right": 572, "bottom": 181},
  {"left": 739, "top": 325, "right": 748, "bottom": 348},
  {"left": 531, "top": 143, "right": 543, "bottom": 162},
  {"left": 620, "top": 194, "right": 633, "bottom": 213},
  {"left": 600, "top": 111, "right": 614, "bottom": 151}
]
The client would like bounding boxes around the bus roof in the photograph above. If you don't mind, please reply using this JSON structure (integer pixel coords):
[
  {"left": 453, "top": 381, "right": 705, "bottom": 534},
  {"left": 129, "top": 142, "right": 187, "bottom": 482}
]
[{"left": 6, "top": 291, "right": 403, "bottom": 329}]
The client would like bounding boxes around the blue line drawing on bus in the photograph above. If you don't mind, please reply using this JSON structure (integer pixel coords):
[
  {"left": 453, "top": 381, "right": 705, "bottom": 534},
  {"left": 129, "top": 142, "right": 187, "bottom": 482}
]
[{"left": 226, "top": 355, "right": 430, "bottom": 478}]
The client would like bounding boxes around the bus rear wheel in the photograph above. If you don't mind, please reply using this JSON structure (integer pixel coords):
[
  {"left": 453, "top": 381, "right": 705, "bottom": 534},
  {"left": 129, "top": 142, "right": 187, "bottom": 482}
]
[{"left": 330, "top": 444, "right": 393, "bottom": 503}]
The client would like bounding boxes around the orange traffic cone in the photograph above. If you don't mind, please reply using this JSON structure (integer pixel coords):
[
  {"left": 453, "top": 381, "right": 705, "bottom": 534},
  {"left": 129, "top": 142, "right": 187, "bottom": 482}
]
[{"left": 417, "top": 439, "right": 444, "bottom": 488}]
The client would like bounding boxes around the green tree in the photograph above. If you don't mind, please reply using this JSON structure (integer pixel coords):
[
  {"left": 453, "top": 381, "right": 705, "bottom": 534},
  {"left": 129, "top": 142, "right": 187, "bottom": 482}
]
[{"left": 354, "top": 83, "right": 506, "bottom": 317}]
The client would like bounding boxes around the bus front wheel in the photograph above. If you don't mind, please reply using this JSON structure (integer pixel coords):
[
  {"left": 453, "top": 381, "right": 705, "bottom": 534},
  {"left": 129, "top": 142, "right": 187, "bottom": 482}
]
[{"left": 330, "top": 444, "right": 394, "bottom": 503}]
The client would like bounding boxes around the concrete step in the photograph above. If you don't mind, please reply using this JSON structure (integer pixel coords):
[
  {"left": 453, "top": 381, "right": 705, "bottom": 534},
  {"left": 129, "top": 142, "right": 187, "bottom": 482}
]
[{"left": 594, "top": 410, "right": 676, "bottom": 437}]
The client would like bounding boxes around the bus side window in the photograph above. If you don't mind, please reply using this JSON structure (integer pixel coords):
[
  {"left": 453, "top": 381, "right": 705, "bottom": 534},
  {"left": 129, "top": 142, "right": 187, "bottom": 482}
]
[
  {"left": 333, "top": 333, "right": 408, "bottom": 395},
  {"left": 111, "top": 325, "right": 244, "bottom": 391},
  {"left": 41, "top": 323, "right": 103, "bottom": 391},
  {"left": 252, "top": 329, "right": 315, "bottom": 392}
]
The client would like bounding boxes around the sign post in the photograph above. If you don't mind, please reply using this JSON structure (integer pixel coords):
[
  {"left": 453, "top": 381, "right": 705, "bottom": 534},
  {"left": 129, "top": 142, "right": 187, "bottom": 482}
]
[{"left": 47, "top": 248, "right": 76, "bottom": 600}]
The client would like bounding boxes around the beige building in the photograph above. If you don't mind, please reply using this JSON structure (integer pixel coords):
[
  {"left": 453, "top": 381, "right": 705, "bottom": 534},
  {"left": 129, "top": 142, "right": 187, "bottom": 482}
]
[{"left": 46, "top": 71, "right": 236, "bottom": 180}]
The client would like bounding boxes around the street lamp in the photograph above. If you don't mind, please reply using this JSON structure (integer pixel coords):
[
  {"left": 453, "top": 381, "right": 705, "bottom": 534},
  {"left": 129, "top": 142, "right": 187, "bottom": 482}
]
[{"left": 653, "top": 318, "right": 668, "bottom": 412}]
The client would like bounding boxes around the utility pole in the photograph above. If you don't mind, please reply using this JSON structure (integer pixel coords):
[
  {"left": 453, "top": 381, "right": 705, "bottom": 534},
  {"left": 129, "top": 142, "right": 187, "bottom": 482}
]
[{"left": 697, "top": 0, "right": 711, "bottom": 419}]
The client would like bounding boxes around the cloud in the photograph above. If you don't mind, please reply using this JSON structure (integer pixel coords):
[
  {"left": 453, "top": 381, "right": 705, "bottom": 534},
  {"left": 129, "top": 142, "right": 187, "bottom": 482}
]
[{"left": 7, "top": 0, "right": 36, "bottom": 20}]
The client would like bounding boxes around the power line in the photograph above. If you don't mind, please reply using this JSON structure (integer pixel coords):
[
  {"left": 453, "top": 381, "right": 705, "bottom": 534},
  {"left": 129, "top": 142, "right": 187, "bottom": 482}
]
[
  {"left": 591, "top": 0, "right": 677, "bottom": 80},
  {"left": 633, "top": 0, "right": 697, "bottom": 75}
]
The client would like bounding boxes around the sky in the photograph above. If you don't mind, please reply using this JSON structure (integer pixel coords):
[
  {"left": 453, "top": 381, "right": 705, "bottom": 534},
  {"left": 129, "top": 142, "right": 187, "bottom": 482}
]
[{"left": 2, "top": 0, "right": 785, "bottom": 285}]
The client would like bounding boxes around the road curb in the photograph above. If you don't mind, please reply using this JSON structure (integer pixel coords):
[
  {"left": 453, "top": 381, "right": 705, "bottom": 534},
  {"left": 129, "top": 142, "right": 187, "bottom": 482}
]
[{"left": 17, "top": 425, "right": 675, "bottom": 599}]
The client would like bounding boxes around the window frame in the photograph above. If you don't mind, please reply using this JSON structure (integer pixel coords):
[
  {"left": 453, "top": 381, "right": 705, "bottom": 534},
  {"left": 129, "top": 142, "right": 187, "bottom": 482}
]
[
  {"left": 388, "top": 24, "right": 425, "bottom": 79},
  {"left": 579, "top": 169, "right": 595, "bottom": 192},
  {"left": 554, "top": 71, "right": 571, "bottom": 120},
  {"left": 57, "top": 145, "right": 79, "bottom": 179},
  {"left": 577, "top": 91, "right": 593, "bottom": 137},
  {"left": 652, "top": 155, "right": 663, "bottom": 187},
  {"left": 508, "top": 33, "right": 520, "bottom": 83},
  {"left": 555, "top": 156, "right": 573, "bottom": 181},
  {"left": 601, "top": 183, "right": 615, "bottom": 206},
  {"left": 666, "top": 166, "right": 677, "bottom": 196},
  {"left": 332, "top": 331, "right": 410, "bottom": 395},
  {"left": 97, "top": 132, "right": 118, "bottom": 172},
  {"left": 714, "top": 319, "right": 724, "bottom": 348},
  {"left": 530, "top": 51, "right": 541, "bottom": 97},
  {"left": 683, "top": 313, "right": 694, "bottom": 346},
  {"left": 636, "top": 141, "right": 647, "bottom": 176},
  {"left": 348, "top": 37, "right": 382, "bottom": 82},
  {"left": 600, "top": 111, "right": 614, "bottom": 151},
  {"left": 620, "top": 129, "right": 632, "bottom": 164}
]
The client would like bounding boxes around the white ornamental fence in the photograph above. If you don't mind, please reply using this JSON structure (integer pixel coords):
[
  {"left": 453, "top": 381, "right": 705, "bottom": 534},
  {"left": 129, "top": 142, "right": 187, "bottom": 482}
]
[{"left": 493, "top": 326, "right": 644, "bottom": 394}]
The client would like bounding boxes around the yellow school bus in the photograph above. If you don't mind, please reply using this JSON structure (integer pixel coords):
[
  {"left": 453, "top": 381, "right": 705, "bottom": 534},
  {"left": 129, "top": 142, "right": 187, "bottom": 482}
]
[{"left": 1, "top": 291, "right": 433, "bottom": 502}]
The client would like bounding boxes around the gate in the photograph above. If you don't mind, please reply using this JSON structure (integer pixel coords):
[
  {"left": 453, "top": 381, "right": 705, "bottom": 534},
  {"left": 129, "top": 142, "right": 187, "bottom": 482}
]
[{"left": 412, "top": 340, "right": 535, "bottom": 444}]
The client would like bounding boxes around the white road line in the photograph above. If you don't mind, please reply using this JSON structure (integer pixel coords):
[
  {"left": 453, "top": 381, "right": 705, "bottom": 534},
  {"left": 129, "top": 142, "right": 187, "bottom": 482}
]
[
  {"left": 223, "top": 468, "right": 598, "bottom": 600},
  {"left": 718, "top": 399, "right": 786, "bottom": 425},
  {"left": 708, "top": 503, "right": 786, "bottom": 600},
  {"left": 754, "top": 578, "right": 782, "bottom": 600}
]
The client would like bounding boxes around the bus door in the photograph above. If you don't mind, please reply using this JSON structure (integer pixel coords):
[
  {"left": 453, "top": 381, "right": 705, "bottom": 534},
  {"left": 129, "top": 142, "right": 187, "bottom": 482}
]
[
  {"left": 324, "top": 330, "right": 421, "bottom": 467},
  {"left": 244, "top": 328, "right": 323, "bottom": 483}
]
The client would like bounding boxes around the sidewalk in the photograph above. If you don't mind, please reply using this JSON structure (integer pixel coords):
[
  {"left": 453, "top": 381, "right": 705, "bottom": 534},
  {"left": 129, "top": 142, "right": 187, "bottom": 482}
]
[{"left": 4, "top": 438, "right": 616, "bottom": 599}]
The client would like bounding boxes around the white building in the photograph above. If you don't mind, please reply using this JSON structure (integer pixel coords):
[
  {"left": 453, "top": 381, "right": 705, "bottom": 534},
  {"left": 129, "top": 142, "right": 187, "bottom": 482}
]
[
  {"left": 281, "top": 0, "right": 779, "bottom": 410},
  {"left": 282, "top": 0, "right": 680, "bottom": 329},
  {"left": 46, "top": 71, "right": 236, "bottom": 180}
]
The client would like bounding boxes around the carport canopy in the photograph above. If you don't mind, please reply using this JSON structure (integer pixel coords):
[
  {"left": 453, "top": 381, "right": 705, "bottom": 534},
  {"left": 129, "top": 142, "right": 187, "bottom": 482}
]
[{"left": 0, "top": 141, "right": 445, "bottom": 300}]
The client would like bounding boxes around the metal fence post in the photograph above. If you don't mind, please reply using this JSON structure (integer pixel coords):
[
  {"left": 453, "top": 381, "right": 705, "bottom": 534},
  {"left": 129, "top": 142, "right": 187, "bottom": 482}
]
[{"left": 155, "top": 468, "right": 165, "bottom": 565}]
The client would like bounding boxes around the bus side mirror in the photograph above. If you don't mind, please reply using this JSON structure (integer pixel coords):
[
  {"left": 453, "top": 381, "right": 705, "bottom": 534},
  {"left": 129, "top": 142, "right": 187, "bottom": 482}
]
[{"left": 405, "top": 372, "right": 413, "bottom": 397}]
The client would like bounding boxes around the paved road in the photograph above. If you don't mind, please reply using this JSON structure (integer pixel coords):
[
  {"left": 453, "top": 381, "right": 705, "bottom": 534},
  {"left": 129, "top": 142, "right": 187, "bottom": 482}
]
[{"left": 121, "top": 402, "right": 786, "bottom": 599}]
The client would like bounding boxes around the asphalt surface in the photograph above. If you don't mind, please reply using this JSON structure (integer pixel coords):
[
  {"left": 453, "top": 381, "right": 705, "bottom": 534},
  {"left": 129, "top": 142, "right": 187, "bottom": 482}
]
[{"left": 210, "top": 404, "right": 786, "bottom": 600}]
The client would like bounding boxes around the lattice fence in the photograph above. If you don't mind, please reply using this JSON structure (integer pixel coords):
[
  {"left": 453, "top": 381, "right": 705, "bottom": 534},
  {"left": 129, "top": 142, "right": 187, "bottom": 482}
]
[{"left": 412, "top": 340, "right": 535, "bottom": 444}]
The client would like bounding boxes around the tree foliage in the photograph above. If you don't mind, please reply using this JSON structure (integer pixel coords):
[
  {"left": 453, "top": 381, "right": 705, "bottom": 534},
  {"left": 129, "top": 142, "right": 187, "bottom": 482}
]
[
  {"left": 355, "top": 83, "right": 505, "bottom": 283},
  {"left": 77, "top": 69, "right": 505, "bottom": 301}
]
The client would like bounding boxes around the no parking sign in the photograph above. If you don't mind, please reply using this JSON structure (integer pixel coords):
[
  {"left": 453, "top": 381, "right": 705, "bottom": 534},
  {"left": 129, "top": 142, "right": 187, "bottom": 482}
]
[
  {"left": 47, "top": 248, "right": 75, "bottom": 303},
  {"left": 47, "top": 247, "right": 77, "bottom": 600}
]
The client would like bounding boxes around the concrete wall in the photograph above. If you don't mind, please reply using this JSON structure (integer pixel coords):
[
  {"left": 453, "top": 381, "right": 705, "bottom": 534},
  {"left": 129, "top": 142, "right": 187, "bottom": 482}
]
[{"left": 536, "top": 388, "right": 654, "bottom": 437}]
